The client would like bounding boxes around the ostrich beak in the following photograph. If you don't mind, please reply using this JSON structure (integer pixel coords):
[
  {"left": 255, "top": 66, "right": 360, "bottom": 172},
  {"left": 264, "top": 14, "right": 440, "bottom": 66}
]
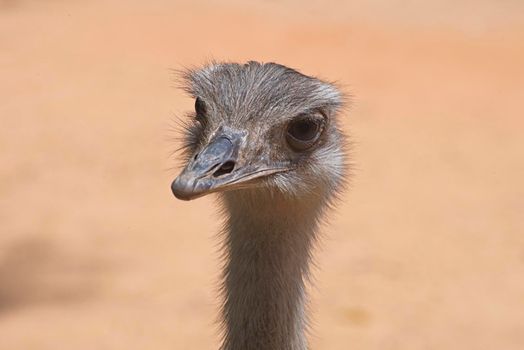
[
  {"left": 172, "top": 136, "right": 237, "bottom": 200},
  {"left": 171, "top": 135, "right": 288, "bottom": 200}
]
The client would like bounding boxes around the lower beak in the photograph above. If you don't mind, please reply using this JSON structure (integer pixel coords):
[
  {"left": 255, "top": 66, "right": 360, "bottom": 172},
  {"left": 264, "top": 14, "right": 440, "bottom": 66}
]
[{"left": 171, "top": 136, "right": 287, "bottom": 201}]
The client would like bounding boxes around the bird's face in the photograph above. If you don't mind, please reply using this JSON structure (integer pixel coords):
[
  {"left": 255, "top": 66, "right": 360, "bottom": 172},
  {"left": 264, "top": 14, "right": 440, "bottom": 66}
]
[{"left": 171, "top": 62, "right": 347, "bottom": 201}]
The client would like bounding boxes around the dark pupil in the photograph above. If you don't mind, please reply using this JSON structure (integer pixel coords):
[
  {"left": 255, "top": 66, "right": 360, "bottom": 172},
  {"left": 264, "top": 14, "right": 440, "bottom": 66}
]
[
  {"left": 289, "top": 120, "right": 318, "bottom": 141},
  {"left": 195, "top": 97, "right": 206, "bottom": 116}
]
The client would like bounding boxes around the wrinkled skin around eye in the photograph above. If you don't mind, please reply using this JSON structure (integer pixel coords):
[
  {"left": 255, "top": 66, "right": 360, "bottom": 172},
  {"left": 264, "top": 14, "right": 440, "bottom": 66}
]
[{"left": 286, "top": 114, "right": 325, "bottom": 151}]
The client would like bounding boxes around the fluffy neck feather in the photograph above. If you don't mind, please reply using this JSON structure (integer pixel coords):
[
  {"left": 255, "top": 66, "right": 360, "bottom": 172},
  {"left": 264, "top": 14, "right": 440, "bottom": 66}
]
[{"left": 219, "top": 189, "right": 328, "bottom": 350}]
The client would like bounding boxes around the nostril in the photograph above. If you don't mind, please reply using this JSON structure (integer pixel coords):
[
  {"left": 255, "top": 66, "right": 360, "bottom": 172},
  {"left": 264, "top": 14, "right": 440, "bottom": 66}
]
[
  {"left": 213, "top": 161, "right": 235, "bottom": 177},
  {"left": 193, "top": 153, "right": 199, "bottom": 161}
]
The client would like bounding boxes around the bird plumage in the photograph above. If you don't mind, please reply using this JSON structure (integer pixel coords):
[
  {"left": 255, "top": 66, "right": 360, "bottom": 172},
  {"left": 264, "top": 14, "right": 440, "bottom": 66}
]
[{"left": 172, "top": 61, "right": 348, "bottom": 350}]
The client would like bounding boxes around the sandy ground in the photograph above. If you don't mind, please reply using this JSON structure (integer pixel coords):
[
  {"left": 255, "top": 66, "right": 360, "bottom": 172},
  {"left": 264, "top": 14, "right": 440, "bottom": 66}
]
[{"left": 1, "top": 0, "right": 523, "bottom": 349}]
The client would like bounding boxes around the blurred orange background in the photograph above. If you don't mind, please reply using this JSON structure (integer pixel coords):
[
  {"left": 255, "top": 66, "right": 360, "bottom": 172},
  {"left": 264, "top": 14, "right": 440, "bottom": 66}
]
[{"left": 1, "top": 1, "right": 523, "bottom": 349}]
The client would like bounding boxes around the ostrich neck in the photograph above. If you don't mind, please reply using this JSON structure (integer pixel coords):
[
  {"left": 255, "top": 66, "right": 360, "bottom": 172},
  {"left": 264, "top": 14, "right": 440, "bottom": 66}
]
[{"left": 220, "top": 191, "right": 324, "bottom": 350}]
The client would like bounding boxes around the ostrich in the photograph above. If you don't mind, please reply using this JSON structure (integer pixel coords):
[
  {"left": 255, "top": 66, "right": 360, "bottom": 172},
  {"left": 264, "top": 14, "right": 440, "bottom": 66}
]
[{"left": 171, "top": 61, "right": 347, "bottom": 350}]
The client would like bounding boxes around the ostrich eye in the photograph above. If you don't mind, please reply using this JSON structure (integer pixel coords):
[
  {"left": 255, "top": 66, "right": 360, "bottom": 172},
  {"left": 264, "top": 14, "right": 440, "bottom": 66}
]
[
  {"left": 195, "top": 97, "right": 207, "bottom": 123},
  {"left": 286, "top": 114, "right": 325, "bottom": 151}
]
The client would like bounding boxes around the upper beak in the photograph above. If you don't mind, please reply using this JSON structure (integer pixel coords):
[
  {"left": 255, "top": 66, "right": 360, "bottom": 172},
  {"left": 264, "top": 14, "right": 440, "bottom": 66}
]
[{"left": 171, "top": 134, "right": 289, "bottom": 200}]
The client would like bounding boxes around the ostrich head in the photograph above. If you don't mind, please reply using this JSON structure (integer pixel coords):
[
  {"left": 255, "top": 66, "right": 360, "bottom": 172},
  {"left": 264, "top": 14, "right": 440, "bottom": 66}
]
[{"left": 171, "top": 61, "right": 347, "bottom": 204}]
